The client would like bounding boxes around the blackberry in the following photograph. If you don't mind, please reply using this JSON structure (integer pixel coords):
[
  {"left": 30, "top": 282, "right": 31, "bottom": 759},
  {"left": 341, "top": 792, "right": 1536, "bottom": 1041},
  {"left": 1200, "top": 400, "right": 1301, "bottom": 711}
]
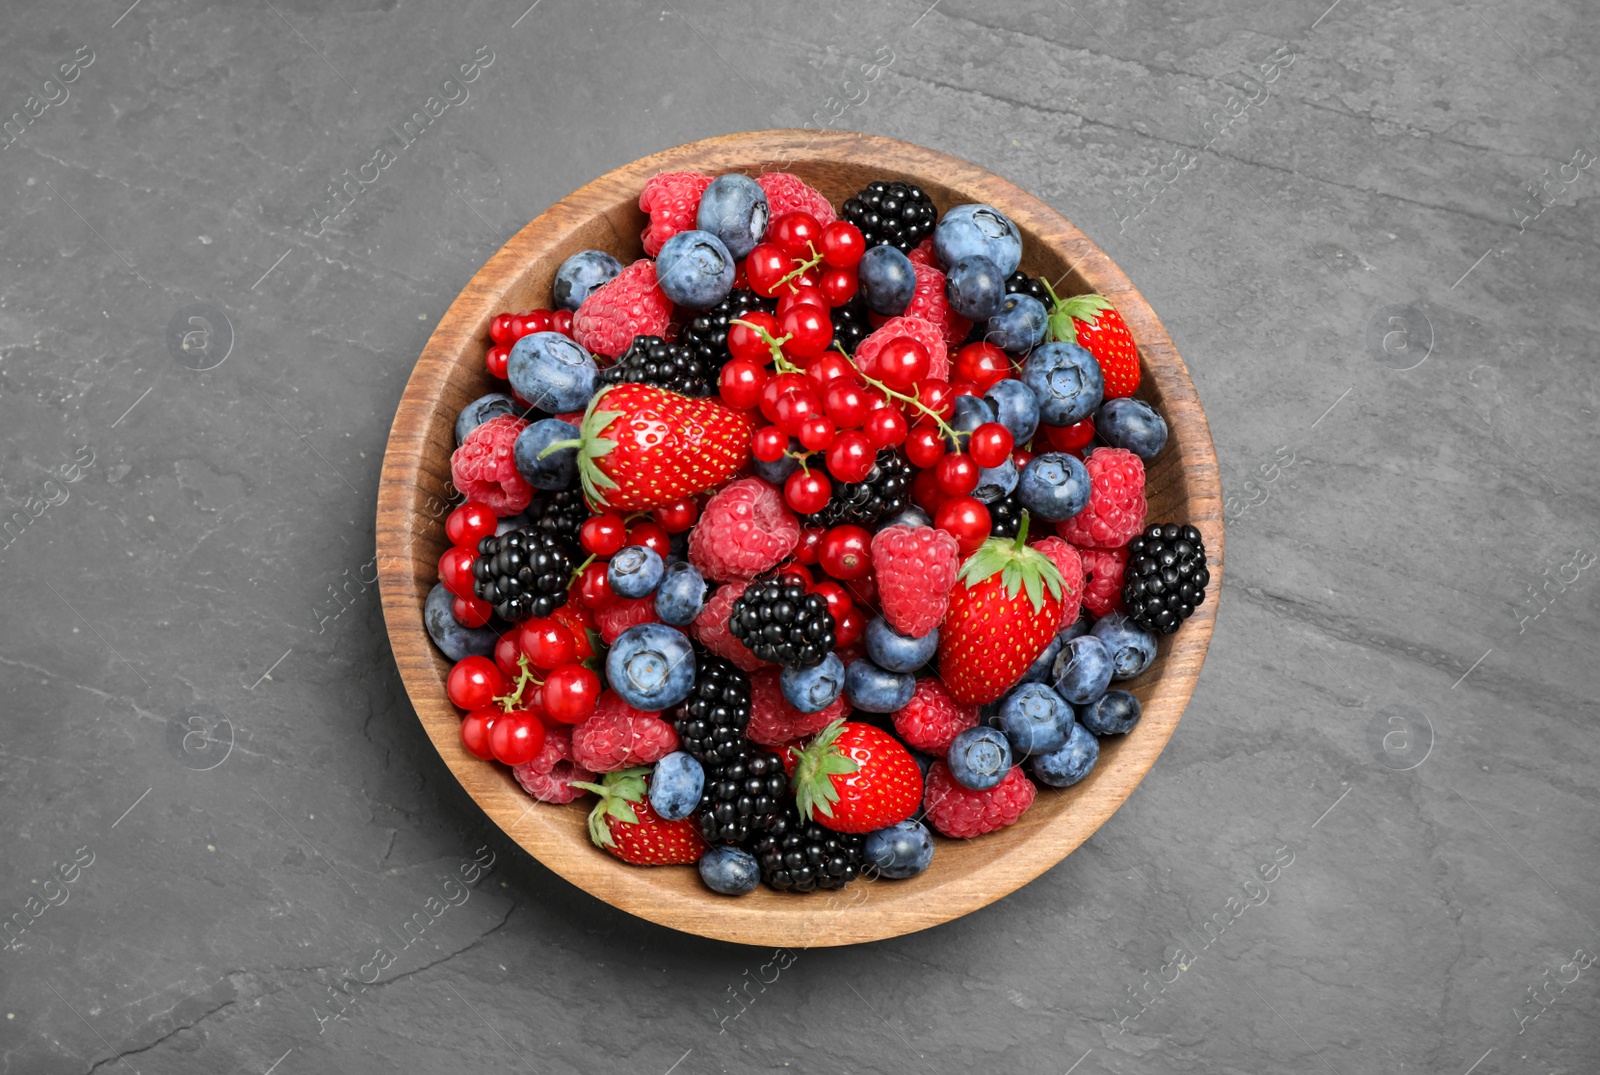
[
  {"left": 697, "top": 746, "right": 788, "bottom": 844},
  {"left": 728, "top": 573, "right": 836, "bottom": 668},
  {"left": 680, "top": 289, "right": 773, "bottom": 373},
  {"left": 1005, "top": 271, "right": 1050, "bottom": 305},
  {"left": 471, "top": 529, "right": 574, "bottom": 622},
  {"left": 667, "top": 653, "right": 751, "bottom": 766},
  {"left": 988, "top": 491, "right": 1023, "bottom": 540},
  {"left": 1122, "top": 523, "right": 1210, "bottom": 635},
  {"left": 801, "top": 449, "right": 912, "bottom": 529},
  {"left": 830, "top": 297, "right": 872, "bottom": 356},
  {"left": 523, "top": 487, "right": 588, "bottom": 551},
  {"left": 596, "top": 335, "right": 708, "bottom": 396},
  {"left": 841, "top": 180, "right": 938, "bottom": 253},
  {"left": 750, "top": 805, "right": 865, "bottom": 893}
]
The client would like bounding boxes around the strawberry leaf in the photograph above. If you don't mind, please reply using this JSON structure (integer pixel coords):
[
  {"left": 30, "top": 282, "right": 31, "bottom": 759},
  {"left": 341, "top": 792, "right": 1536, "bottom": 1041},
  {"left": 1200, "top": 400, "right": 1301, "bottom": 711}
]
[
  {"left": 574, "top": 767, "right": 649, "bottom": 849},
  {"left": 791, "top": 719, "right": 860, "bottom": 822}
]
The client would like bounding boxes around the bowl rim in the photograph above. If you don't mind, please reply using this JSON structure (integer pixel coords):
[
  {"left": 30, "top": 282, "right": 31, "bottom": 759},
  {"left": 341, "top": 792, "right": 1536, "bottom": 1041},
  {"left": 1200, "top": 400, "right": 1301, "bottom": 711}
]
[{"left": 377, "top": 129, "right": 1223, "bottom": 947}]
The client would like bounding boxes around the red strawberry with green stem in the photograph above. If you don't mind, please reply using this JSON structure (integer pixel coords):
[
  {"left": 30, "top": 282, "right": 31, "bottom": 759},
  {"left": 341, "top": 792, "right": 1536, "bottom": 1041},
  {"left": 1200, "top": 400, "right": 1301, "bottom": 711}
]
[
  {"left": 936, "top": 512, "right": 1069, "bottom": 704},
  {"left": 570, "top": 766, "right": 707, "bottom": 866},
  {"left": 790, "top": 719, "right": 923, "bottom": 834},
  {"left": 540, "top": 383, "right": 754, "bottom": 512},
  {"left": 1042, "top": 281, "right": 1140, "bottom": 399}
]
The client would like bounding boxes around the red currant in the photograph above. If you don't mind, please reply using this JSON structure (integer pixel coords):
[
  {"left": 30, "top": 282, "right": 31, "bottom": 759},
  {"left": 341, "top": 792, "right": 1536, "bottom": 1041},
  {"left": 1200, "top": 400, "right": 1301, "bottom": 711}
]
[
  {"left": 520, "top": 617, "right": 577, "bottom": 670},
  {"left": 968, "top": 423, "right": 1014, "bottom": 468},
  {"left": 551, "top": 309, "right": 574, "bottom": 336},
  {"left": 494, "top": 633, "right": 523, "bottom": 677},
  {"left": 1012, "top": 447, "right": 1034, "bottom": 470},
  {"left": 460, "top": 707, "right": 498, "bottom": 760},
  {"left": 446, "top": 656, "right": 507, "bottom": 710},
  {"left": 719, "top": 357, "right": 768, "bottom": 411},
  {"left": 485, "top": 343, "right": 510, "bottom": 380},
  {"left": 954, "top": 342, "right": 1011, "bottom": 391},
  {"left": 760, "top": 372, "right": 811, "bottom": 422},
  {"left": 779, "top": 563, "right": 814, "bottom": 588},
  {"left": 864, "top": 406, "right": 908, "bottom": 448},
  {"left": 823, "top": 378, "right": 871, "bottom": 429},
  {"left": 914, "top": 380, "right": 955, "bottom": 421},
  {"left": 818, "top": 525, "right": 872, "bottom": 580},
  {"left": 911, "top": 466, "right": 947, "bottom": 515},
  {"left": 525, "top": 309, "right": 554, "bottom": 334},
  {"left": 795, "top": 527, "right": 825, "bottom": 565},
  {"left": 876, "top": 336, "right": 931, "bottom": 391},
  {"left": 818, "top": 266, "right": 858, "bottom": 306},
  {"left": 653, "top": 498, "right": 698, "bottom": 533},
  {"left": 1045, "top": 417, "right": 1096, "bottom": 452},
  {"left": 834, "top": 604, "right": 866, "bottom": 648},
  {"left": 819, "top": 220, "right": 866, "bottom": 268},
  {"left": 805, "top": 351, "right": 856, "bottom": 390},
  {"left": 489, "top": 709, "right": 546, "bottom": 765},
  {"left": 798, "top": 416, "right": 837, "bottom": 451},
  {"left": 446, "top": 501, "right": 498, "bottom": 548},
  {"left": 935, "top": 452, "right": 980, "bottom": 496},
  {"left": 543, "top": 663, "right": 601, "bottom": 724},
  {"left": 769, "top": 212, "right": 822, "bottom": 260},
  {"left": 905, "top": 426, "right": 947, "bottom": 468},
  {"left": 785, "top": 468, "right": 832, "bottom": 514},
  {"left": 951, "top": 381, "right": 981, "bottom": 398},
  {"left": 452, "top": 594, "right": 492, "bottom": 628},
  {"left": 745, "top": 243, "right": 794, "bottom": 298},
  {"left": 752, "top": 425, "right": 790, "bottom": 463},
  {"left": 575, "top": 560, "right": 616, "bottom": 609},
  {"left": 936, "top": 496, "right": 992, "bottom": 555},
  {"left": 810, "top": 580, "right": 854, "bottom": 624},
  {"left": 489, "top": 313, "right": 516, "bottom": 345},
  {"left": 626, "top": 520, "right": 671, "bottom": 559},
  {"left": 508, "top": 313, "right": 529, "bottom": 340},
  {"left": 580, "top": 513, "right": 627, "bottom": 557},
  {"left": 771, "top": 388, "right": 822, "bottom": 436},
  {"left": 779, "top": 305, "right": 833, "bottom": 360},
  {"left": 728, "top": 311, "right": 780, "bottom": 363},
  {"left": 438, "top": 546, "right": 479, "bottom": 599},
  {"left": 825, "top": 431, "right": 874, "bottom": 484},
  {"left": 776, "top": 285, "right": 829, "bottom": 317}
]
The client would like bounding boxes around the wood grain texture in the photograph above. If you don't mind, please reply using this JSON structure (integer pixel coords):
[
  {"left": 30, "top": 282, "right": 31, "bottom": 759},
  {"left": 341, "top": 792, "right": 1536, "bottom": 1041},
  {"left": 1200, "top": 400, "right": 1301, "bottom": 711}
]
[{"left": 376, "top": 130, "right": 1224, "bottom": 947}]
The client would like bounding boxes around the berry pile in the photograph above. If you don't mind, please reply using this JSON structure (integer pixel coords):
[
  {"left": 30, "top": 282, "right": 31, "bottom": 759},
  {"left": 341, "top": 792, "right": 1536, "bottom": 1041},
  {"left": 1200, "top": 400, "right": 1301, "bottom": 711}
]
[{"left": 423, "top": 169, "right": 1209, "bottom": 899}]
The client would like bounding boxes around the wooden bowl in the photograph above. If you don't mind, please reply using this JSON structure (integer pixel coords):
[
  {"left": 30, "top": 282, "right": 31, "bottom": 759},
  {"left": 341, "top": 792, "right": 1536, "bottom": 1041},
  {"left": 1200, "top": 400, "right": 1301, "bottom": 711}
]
[{"left": 377, "top": 130, "right": 1222, "bottom": 947}]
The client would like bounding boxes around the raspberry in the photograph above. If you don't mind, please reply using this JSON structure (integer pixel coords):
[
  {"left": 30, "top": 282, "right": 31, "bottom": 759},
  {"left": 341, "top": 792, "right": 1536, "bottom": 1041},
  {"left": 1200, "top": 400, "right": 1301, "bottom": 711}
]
[
  {"left": 1055, "top": 448, "right": 1147, "bottom": 549},
  {"left": 595, "top": 596, "right": 661, "bottom": 644},
  {"left": 1030, "top": 535, "right": 1085, "bottom": 626},
  {"left": 870, "top": 525, "right": 960, "bottom": 637},
  {"left": 640, "top": 171, "right": 712, "bottom": 258},
  {"left": 893, "top": 678, "right": 979, "bottom": 754},
  {"left": 746, "top": 667, "right": 844, "bottom": 746},
  {"left": 450, "top": 414, "right": 532, "bottom": 517},
  {"left": 854, "top": 315, "right": 950, "bottom": 383},
  {"left": 923, "top": 760, "right": 1036, "bottom": 838},
  {"left": 756, "top": 172, "right": 836, "bottom": 225},
  {"left": 1076, "top": 544, "right": 1128, "bottom": 618},
  {"left": 907, "top": 238, "right": 938, "bottom": 268},
  {"left": 904, "top": 261, "right": 972, "bottom": 351},
  {"left": 571, "top": 691, "right": 679, "bottom": 771},
  {"left": 687, "top": 478, "right": 800, "bottom": 582},
  {"left": 573, "top": 259, "right": 674, "bottom": 358},
  {"left": 512, "top": 728, "right": 595, "bottom": 804},
  {"left": 691, "top": 581, "right": 769, "bottom": 672}
]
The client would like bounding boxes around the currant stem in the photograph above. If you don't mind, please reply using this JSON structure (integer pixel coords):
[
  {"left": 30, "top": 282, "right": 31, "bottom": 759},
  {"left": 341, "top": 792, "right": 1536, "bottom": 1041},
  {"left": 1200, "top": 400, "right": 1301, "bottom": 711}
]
[
  {"left": 495, "top": 653, "right": 544, "bottom": 713},
  {"left": 569, "top": 552, "right": 596, "bottom": 587},
  {"left": 831, "top": 342, "right": 961, "bottom": 443},
  {"left": 773, "top": 241, "right": 826, "bottom": 293},
  {"left": 730, "top": 318, "right": 802, "bottom": 374}
]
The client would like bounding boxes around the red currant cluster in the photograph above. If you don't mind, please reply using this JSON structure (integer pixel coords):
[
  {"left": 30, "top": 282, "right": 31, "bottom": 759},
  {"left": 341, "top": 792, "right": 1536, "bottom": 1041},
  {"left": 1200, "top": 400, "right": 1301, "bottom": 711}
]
[
  {"left": 568, "top": 499, "right": 695, "bottom": 609},
  {"left": 485, "top": 307, "right": 576, "bottom": 379}
]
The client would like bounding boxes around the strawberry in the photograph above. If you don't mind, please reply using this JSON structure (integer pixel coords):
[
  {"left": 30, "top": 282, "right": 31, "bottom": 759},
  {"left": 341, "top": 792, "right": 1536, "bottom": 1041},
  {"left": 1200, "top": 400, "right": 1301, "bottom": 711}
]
[
  {"left": 571, "top": 766, "right": 706, "bottom": 865},
  {"left": 790, "top": 719, "right": 922, "bottom": 834},
  {"left": 936, "top": 513, "right": 1069, "bottom": 704},
  {"left": 542, "top": 383, "right": 754, "bottom": 512},
  {"left": 1043, "top": 282, "right": 1140, "bottom": 399}
]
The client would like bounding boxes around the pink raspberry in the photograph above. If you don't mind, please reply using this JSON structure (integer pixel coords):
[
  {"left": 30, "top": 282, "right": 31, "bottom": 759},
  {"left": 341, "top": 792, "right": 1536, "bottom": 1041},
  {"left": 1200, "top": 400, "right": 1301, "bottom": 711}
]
[
  {"left": 853, "top": 315, "right": 950, "bottom": 382},
  {"left": 573, "top": 259, "right": 674, "bottom": 358},
  {"left": 688, "top": 478, "right": 800, "bottom": 582},
  {"left": 450, "top": 414, "right": 531, "bottom": 517},
  {"left": 904, "top": 261, "right": 972, "bottom": 351},
  {"left": 1056, "top": 448, "right": 1147, "bottom": 549},
  {"left": 893, "top": 678, "right": 979, "bottom": 754},
  {"left": 1075, "top": 545, "right": 1128, "bottom": 618},
  {"left": 570, "top": 691, "right": 678, "bottom": 772},
  {"left": 1030, "top": 536, "right": 1085, "bottom": 626},
  {"left": 923, "top": 761, "right": 1036, "bottom": 838},
  {"left": 870, "top": 525, "right": 960, "bottom": 637},
  {"left": 691, "top": 581, "right": 769, "bottom": 672},
  {"left": 746, "top": 667, "right": 845, "bottom": 747},
  {"left": 756, "top": 172, "right": 836, "bottom": 225},
  {"left": 640, "top": 171, "right": 712, "bottom": 257},
  {"left": 512, "top": 728, "right": 595, "bottom": 804},
  {"left": 595, "top": 596, "right": 661, "bottom": 644},
  {"left": 907, "top": 238, "right": 938, "bottom": 267}
]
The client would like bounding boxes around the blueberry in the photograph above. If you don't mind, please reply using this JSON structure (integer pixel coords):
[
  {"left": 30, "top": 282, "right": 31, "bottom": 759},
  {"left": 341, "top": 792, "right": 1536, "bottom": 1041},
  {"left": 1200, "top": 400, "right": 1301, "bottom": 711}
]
[
  {"left": 1031, "top": 722, "right": 1099, "bottom": 787},
  {"left": 1058, "top": 609, "right": 1094, "bottom": 642},
  {"left": 864, "top": 820, "right": 936, "bottom": 880},
  {"left": 654, "top": 561, "right": 707, "bottom": 626},
  {"left": 655, "top": 229, "right": 736, "bottom": 310},
  {"left": 973, "top": 457, "right": 1018, "bottom": 503},
  {"left": 944, "top": 394, "right": 996, "bottom": 452},
  {"left": 1022, "top": 341, "right": 1104, "bottom": 427},
  {"left": 698, "top": 845, "right": 761, "bottom": 895},
  {"left": 552, "top": 249, "right": 622, "bottom": 310},
  {"left": 880, "top": 505, "right": 932, "bottom": 529},
  {"left": 947, "top": 726, "right": 1013, "bottom": 790},
  {"left": 606, "top": 623, "right": 696, "bottom": 710},
  {"left": 1051, "top": 634, "right": 1114, "bottom": 706},
  {"left": 781, "top": 651, "right": 845, "bottom": 713},
  {"left": 751, "top": 438, "right": 803, "bottom": 484},
  {"left": 455, "top": 392, "right": 517, "bottom": 446},
  {"left": 997, "top": 682, "right": 1073, "bottom": 756},
  {"left": 1017, "top": 452, "right": 1092, "bottom": 522},
  {"left": 984, "top": 378, "right": 1040, "bottom": 445},
  {"left": 608, "top": 545, "right": 664, "bottom": 599},
  {"left": 986, "top": 293, "right": 1048, "bottom": 353},
  {"left": 648, "top": 751, "right": 704, "bottom": 821},
  {"left": 1096, "top": 398, "right": 1168, "bottom": 461},
  {"left": 695, "top": 174, "right": 769, "bottom": 259},
  {"left": 513, "top": 418, "right": 580, "bottom": 491},
  {"left": 858, "top": 244, "right": 916, "bottom": 316},
  {"left": 423, "top": 583, "right": 497, "bottom": 661},
  {"left": 1091, "top": 612, "right": 1158, "bottom": 680},
  {"left": 1080, "top": 689, "right": 1142, "bottom": 736},
  {"left": 864, "top": 616, "right": 939, "bottom": 673},
  {"left": 934, "top": 204, "right": 1023, "bottom": 276},
  {"left": 945, "top": 254, "right": 1006, "bottom": 321},
  {"left": 843, "top": 657, "right": 916, "bottom": 713},
  {"left": 1018, "top": 634, "right": 1063, "bottom": 685},
  {"left": 507, "top": 331, "right": 597, "bottom": 413}
]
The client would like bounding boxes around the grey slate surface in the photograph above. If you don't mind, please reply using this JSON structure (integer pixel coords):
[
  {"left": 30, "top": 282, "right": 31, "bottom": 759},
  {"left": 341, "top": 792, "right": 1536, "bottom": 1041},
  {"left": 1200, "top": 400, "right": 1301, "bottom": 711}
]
[{"left": 3, "top": 1, "right": 1599, "bottom": 1072}]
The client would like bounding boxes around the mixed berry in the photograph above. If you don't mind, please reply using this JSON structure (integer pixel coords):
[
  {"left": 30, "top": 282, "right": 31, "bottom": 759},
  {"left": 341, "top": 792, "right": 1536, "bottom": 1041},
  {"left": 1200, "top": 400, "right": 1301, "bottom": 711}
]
[{"left": 422, "top": 169, "right": 1209, "bottom": 897}]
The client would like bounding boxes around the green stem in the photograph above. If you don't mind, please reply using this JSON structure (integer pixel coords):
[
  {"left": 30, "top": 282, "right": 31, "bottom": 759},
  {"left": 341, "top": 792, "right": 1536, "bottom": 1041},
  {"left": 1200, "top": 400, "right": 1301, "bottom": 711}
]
[
  {"left": 1014, "top": 510, "right": 1031, "bottom": 549},
  {"left": 832, "top": 342, "right": 962, "bottom": 444},
  {"left": 537, "top": 437, "right": 582, "bottom": 460},
  {"left": 568, "top": 552, "right": 596, "bottom": 587},
  {"left": 494, "top": 653, "right": 544, "bottom": 713},
  {"left": 773, "top": 241, "right": 826, "bottom": 293},
  {"left": 730, "top": 317, "right": 802, "bottom": 374}
]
